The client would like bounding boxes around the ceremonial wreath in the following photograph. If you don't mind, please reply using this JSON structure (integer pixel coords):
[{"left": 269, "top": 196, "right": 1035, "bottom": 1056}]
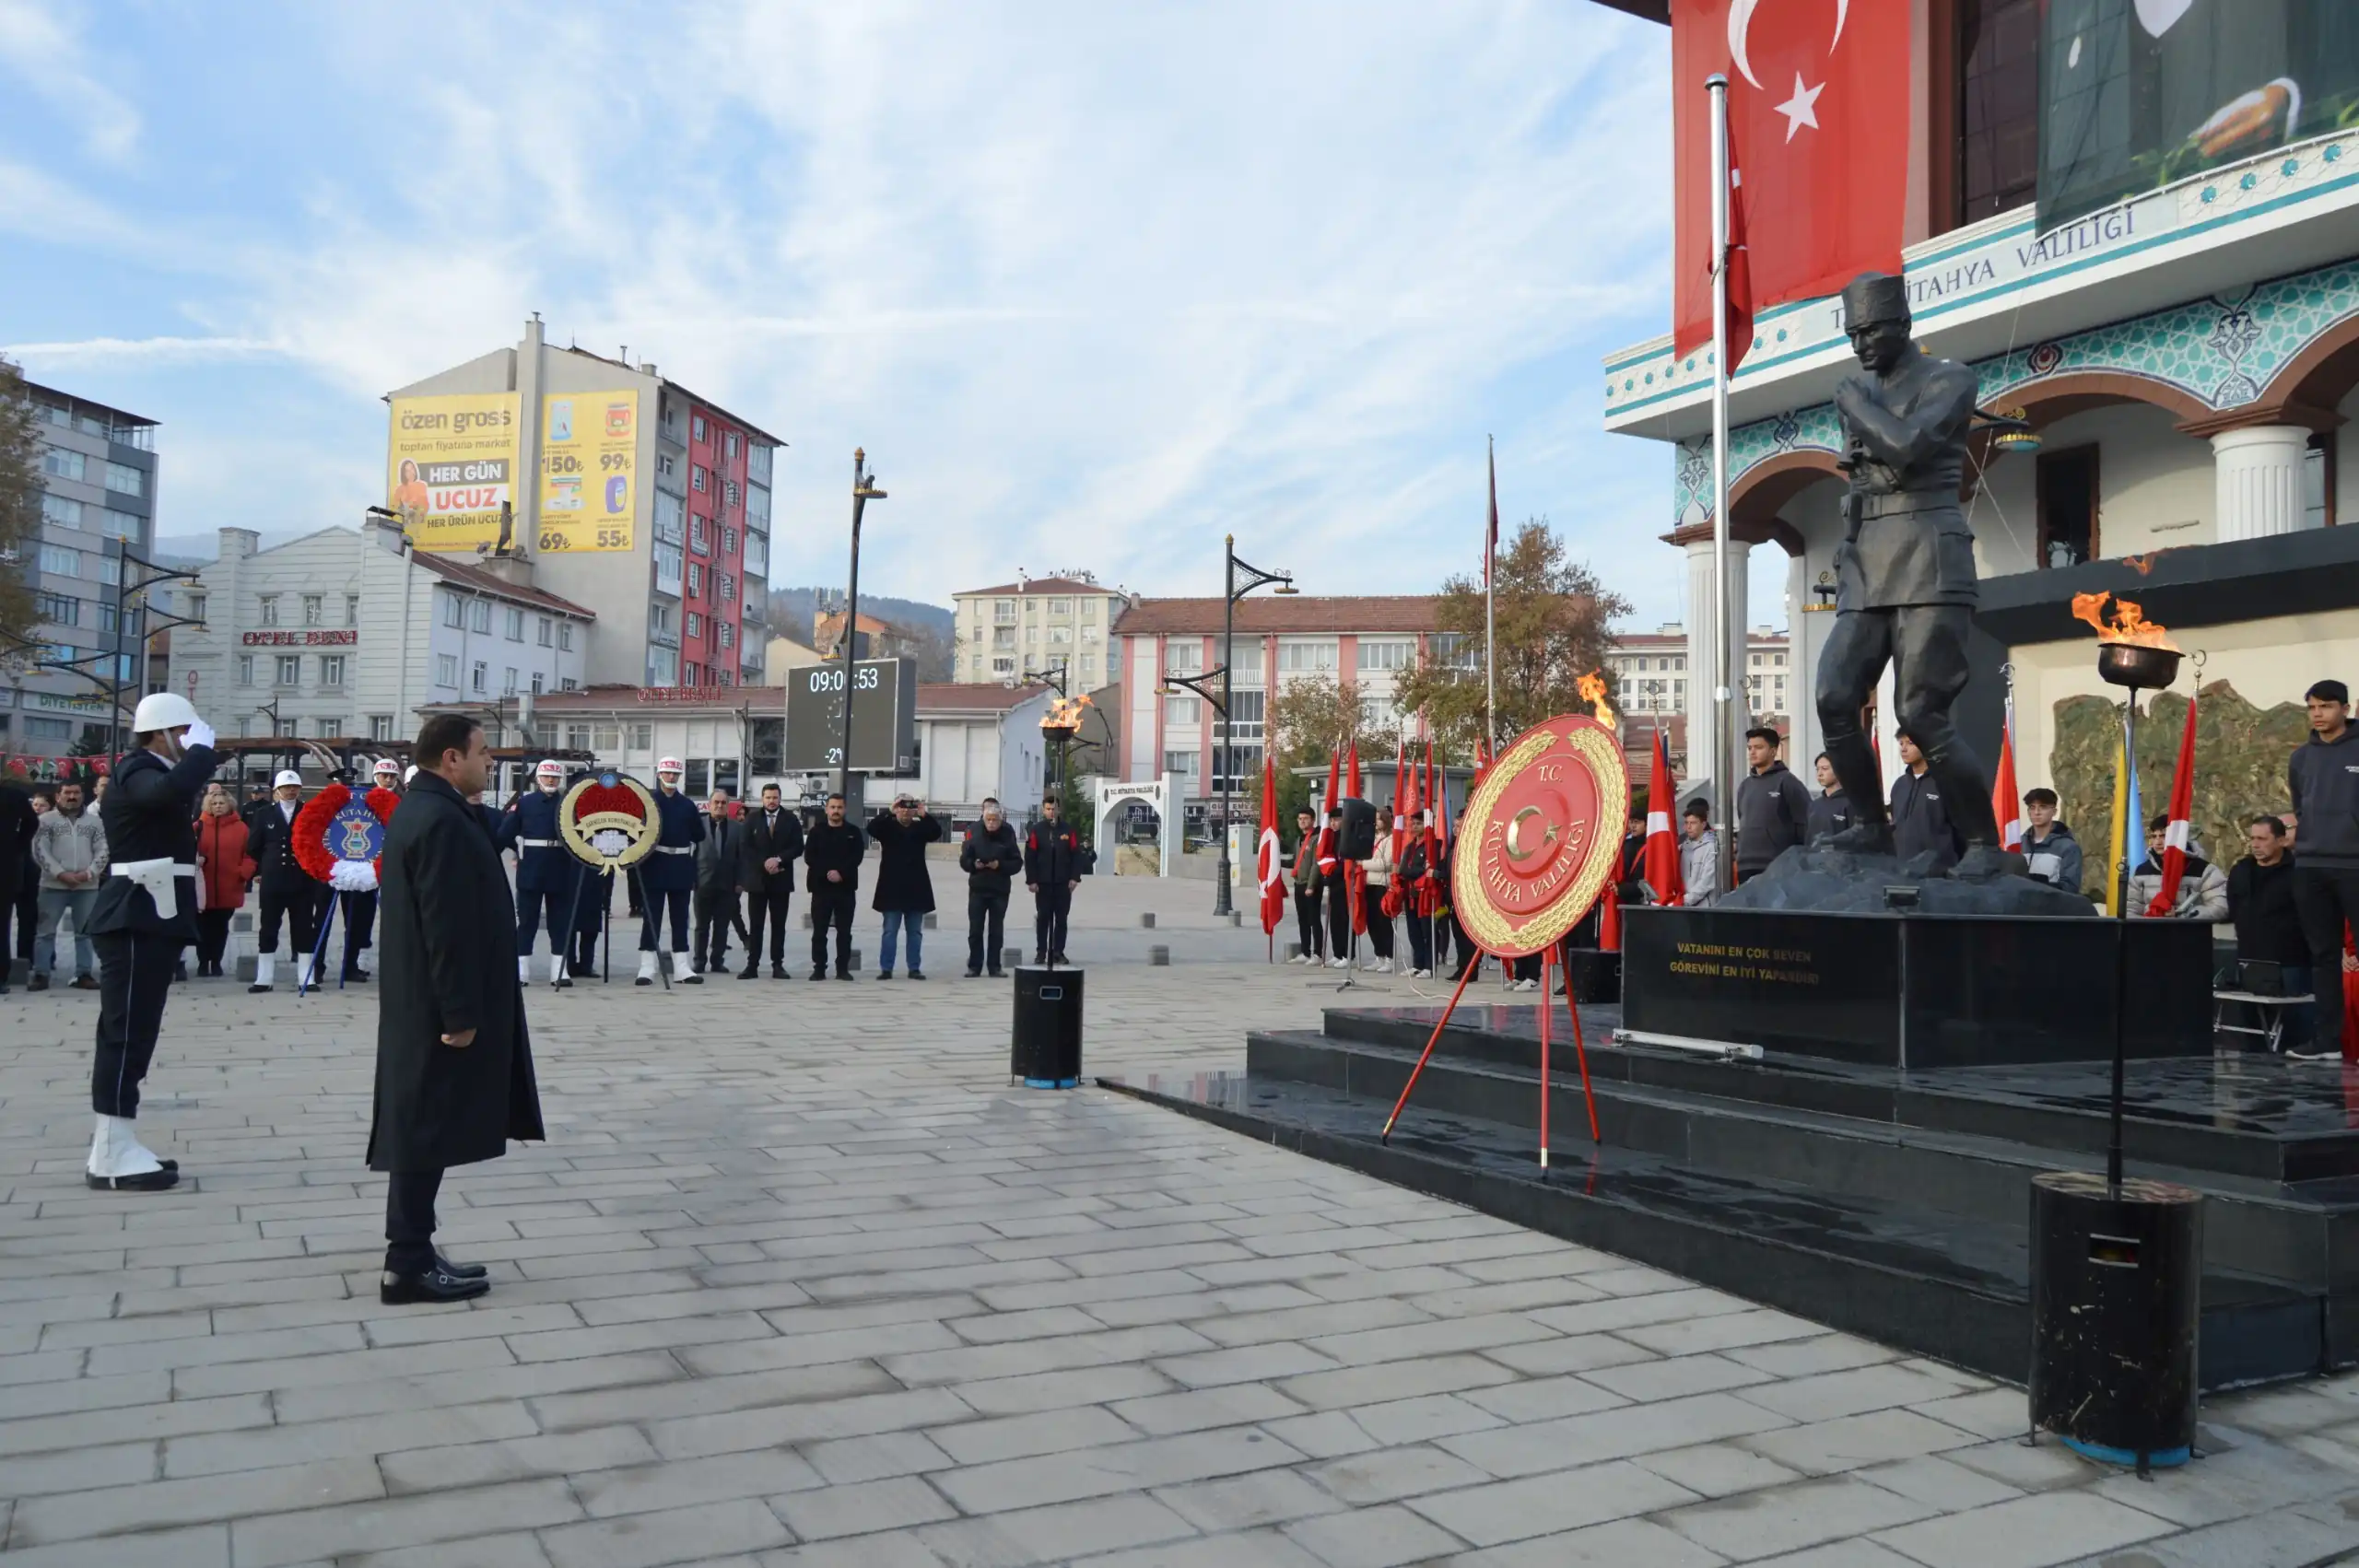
[{"left": 292, "top": 782, "right": 401, "bottom": 893}]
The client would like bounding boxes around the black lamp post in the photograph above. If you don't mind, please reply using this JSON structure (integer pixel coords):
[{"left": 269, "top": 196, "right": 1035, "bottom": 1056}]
[
  {"left": 1180, "top": 535, "right": 1296, "bottom": 917},
  {"left": 835, "top": 450, "right": 887, "bottom": 803}
]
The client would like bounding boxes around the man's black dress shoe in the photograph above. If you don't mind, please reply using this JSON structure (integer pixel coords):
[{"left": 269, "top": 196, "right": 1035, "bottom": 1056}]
[
  {"left": 381, "top": 1263, "right": 490, "bottom": 1305},
  {"left": 435, "top": 1252, "right": 488, "bottom": 1279}
]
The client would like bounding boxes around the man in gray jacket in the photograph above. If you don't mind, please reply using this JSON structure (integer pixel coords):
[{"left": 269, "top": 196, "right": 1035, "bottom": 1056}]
[
  {"left": 2291, "top": 679, "right": 2359, "bottom": 1059},
  {"left": 32, "top": 778, "right": 108, "bottom": 991}
]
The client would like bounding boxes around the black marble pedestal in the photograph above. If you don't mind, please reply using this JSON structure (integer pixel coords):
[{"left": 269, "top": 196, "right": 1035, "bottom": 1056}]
[{"left": 1621, "top": 907, "right": 2212, "bottom": 1068}]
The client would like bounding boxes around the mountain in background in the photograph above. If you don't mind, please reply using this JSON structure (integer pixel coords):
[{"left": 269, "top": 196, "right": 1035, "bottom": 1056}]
[
  {"left": 763, "top": 587, "right": 952, "bottom": 646},
  {"left": 152, "top": 528, "right": 334, "bottom": 567}
]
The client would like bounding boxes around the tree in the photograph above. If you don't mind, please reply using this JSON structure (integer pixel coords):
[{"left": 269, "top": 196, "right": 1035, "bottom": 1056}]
[
  {"left": 0, "top": 357, "right": 41, "bottom": 654},
  {"left": 1392, "top": 518, "right": 1631, "bottom": 757},
  {"left": 1253, "top": 673, "right": 1399, "bottom": 823}
]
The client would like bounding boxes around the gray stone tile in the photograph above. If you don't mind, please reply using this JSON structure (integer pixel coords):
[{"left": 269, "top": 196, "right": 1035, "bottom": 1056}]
[
  {"left": 1740, "top": 1410, "right": 1983, "bottom": 1477},
  {"left": 1304, "top": 1444, "right": 1494, "bottom": 1504},
  {"left": 1440, "top": 1392, "right": 1793, "bottom": 1480},
  {"left": 0, "top": 1524, "right": 231, "bottom": 1568},
  {"left": 1409, "top": 1459, "right": 1701, "bottom": 1548},
  {"left": 769, "top": 1476, "right": 957, "bottom": 1540},
  {"left": 229, "top": 1479, "right": 584, "bottom": 1568},
  {"left": 1111, "top": 1382, "right": 1309, "bottom": 1437},
  {"left": 10, "top": 1457, "right": 386, "bottom": 1547},
  {"left": 1735, "top": 1363, "right": 1983, "bottom": 1424},
  {"left": 927, "top": 1404, "right": 1141, "bottom": 1465},
  {"left": 1151, "top": 1469, "right": 1348, "bottom": 1532},
  {"left": 539, "top": 1497, "right": 793, "bottom": 1568},
  {"left": 1280, "top": 1502, "right": 1463, "bottom": 1566},
  {"left": 796, "top": 1431, "right": 956, "bottom": 1485},
  {"left": 1071, "top": 1528, "right": 1332, "bottom": 1567},
  {"left": 1869, "top": 1491, "right": 2177, "bottom": 1568},
  {"left": 1660, "top": 1473, "right": 1938, "bottom": 1562},
  {"left": 1634, "top": 1442, "right": 1812, "bottom": 1500},
  {"left": 1340, "top": 1393, "right": 1506, "bottom": 1447},
  {"left": 915, "top": 1493, "right": 1201, "bottom": 1565},
  {"left": 930, "top": 1426, "right": 1306, "bottom": 1515},
  {"left": 1434, "top": 1515, "right": 1729, "bottom": 1567}
]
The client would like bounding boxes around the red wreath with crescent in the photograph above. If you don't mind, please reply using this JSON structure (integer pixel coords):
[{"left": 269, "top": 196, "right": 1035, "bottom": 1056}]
[
  {"left": 1450, "top": 715, "right": 1628, "bottom": 959},
  {"left": 292, "top": 783, "right": 401, "bottom": 887}
]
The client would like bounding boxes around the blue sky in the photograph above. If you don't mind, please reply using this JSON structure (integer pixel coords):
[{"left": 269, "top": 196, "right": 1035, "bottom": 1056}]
[{"left": 0, "top": 0, "right": 1773, "bottom": 631}]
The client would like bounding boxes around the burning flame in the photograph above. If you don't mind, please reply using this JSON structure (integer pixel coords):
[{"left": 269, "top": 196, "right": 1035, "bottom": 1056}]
[
  {"left": 1576, "top": 670, "right": 1617, "bottom": 730},
  {"left": 2121, "top": 552, "right": 2160, "bottom": 576},
  {"left": 1040, "top": 691, "right": 1096, "bottom": 731},
  {"left": 2071, "top": 591, "right": 2178, "bottom": 650}
]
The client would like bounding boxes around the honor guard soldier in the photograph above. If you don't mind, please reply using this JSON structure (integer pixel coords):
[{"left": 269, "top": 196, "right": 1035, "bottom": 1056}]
[
  {"left": 500, "top": 760, "right": 575, "bottom": 987},
  {"left": 248, "top": 768, "right": 327, "bottom": 992},
  {"left": 637, "top": 756, "right": 705, "bottom": 985},
  {"left": 86, "top": 693, "right": 218, "bottom": 1191}
]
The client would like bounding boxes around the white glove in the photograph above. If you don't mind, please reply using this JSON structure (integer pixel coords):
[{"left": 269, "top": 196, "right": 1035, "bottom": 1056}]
[{"left": 183, "top": 718, "right": 217, "bottom": 752}]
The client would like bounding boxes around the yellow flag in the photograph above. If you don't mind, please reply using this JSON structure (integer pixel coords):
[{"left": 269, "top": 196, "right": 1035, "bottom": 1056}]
[{"left": 2107, "top": 724, "right": 2130, "bottom": 918}]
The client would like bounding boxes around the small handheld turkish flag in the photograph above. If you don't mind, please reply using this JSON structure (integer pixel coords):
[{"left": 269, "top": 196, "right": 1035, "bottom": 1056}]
[{"left": 1672, "top": 0, "right": 1910, "bottom": 369}]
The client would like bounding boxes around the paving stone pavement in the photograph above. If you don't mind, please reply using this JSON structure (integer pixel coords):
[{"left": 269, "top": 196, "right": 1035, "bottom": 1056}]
[{"left": 4, "top": 870, "right": 2359, "bottom": 1567}]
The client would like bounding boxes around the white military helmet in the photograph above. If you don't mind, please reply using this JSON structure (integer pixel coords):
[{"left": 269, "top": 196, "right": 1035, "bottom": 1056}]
[
  {"left": 535, "top": 759, "right": 564, "bottom": 780},
  {"left": 372, "top": 757, "right": 401, "bottom": 778},
  {"left": 404, "top": 765, "right": 419, "bottom": 784},
  {"left": 273, "top": 769, "right": 303, "bottom": 789},
  {"left": 656, "top": 756, "right": 684, "bottom": 776},
  {"left": 131, "top": 692, "right": 199, "bottom": 734}
]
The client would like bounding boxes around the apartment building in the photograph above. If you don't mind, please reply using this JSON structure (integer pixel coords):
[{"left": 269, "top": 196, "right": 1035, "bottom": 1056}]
[{"left": 952, "top": 576, "right": 1130, "bottom": 688}]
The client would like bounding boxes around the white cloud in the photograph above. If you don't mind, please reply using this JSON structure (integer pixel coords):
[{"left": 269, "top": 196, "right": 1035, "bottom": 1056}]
[
  {"left": 6, "top": 0, "right": 1685, "bottom": 619},
  {"left": 0, "top": 0, "right": 140, "bottom": 160}
]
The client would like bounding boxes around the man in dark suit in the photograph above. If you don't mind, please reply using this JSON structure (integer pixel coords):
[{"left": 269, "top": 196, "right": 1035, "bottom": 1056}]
[
  {"left": 0, "top": 784, "right": 35, "bottom": 995},
  {"left": 739, "top": 782, "right": 804, "bottom": 978},
  {"left": 85, "top": 693, "right": 219, "bottom": 1190},
  {"left": 370, "top": 713, "right": 543, "bottom": 1305},
  {"left": 1025, "top": 796, "right": 1084, "bottom": 965},
  {"left": 692, "top": 788, "right": 741, "bottom": 977}
]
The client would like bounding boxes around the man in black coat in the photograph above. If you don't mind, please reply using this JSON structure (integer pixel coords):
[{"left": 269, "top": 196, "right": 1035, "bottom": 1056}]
[
  {"left": 803, "top": 792, "right": 864, "bottom": 980},
  {"left": 85, "top": 692, "right": 219, "bottom": 1191},
  {"left": 0, "top": 784, "right": 35, "bottom": 995},
  {"left": 960, "top": 797, "right": 1022, "bottom": 978},
  {"left": 738, "top": 782, "right": 804, "bottom": 978},
  {"left": 869, "top": 794, "right": 944, "bottom": 979},
  {"left": 1025, "top": 795, "right": 1085, "bottom": 965},
  {"left": 369, "top": 713, "right": 543, "bottom": 1305},
  {"left": 247, "top": 768, "right": 328, "bottom": 992},
  {"left": 1734, "top": 728, "right": 1813, "bottom": 882}
]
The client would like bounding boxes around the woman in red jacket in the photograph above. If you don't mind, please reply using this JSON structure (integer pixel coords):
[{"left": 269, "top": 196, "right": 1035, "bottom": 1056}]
[{"left": 193, "top": 782, "right": 256, "bottom": 978}]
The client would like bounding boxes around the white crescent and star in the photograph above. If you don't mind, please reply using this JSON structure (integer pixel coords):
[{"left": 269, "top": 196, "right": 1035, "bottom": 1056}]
[{"left": 1729, "top": 0, "right": 1849, "bottom": 140}]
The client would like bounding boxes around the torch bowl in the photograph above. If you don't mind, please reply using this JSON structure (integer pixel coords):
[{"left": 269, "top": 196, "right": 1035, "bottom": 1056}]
[{"left": 2095, "top": 642, "right": 2183, "bottom": 691}]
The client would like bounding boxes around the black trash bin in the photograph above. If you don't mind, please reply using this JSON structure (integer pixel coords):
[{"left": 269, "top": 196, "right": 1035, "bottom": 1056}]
[
  {"left": 1011, "top": 966, "right": 1085, "bottom": 1088},
  {"left": 2028, "top": 1170, "right": 2202, "bottom": 1471}
]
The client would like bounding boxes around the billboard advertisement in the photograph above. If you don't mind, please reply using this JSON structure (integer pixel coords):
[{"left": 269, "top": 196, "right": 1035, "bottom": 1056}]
[
  {"left": 537, "top": 390, "right": 639, "bottom": 553},
  {"left": 386, "top": 393, "right": 521, "bottom": 554},
  {"left": 2040, "top": 0, "right": 2359, "bottom": 229}
]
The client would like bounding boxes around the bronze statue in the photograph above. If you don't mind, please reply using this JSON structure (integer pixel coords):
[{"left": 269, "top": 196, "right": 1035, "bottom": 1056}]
[{"left": 1813, "top": 273, "right": 2008, "bottom": 876}]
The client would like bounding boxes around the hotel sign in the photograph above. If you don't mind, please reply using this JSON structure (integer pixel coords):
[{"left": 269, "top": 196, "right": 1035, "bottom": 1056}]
[{"left": 241, "top": 630, "right": 358, "bottom": 647}]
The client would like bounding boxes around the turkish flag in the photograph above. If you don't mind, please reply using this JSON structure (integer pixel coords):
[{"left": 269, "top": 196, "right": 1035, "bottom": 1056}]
[
  {"left": 1644, "top": 728, "right": 1684, "bottom": 907},
  {"left": 1672, "top": 0, "right": 1910, "bottom": 369},
  {"left": 2146, "top": 694, "right": 2199, "bottom": 918}
]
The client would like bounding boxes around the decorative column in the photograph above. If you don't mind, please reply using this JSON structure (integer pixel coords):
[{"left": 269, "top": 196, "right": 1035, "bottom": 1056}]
[
  {"left": 2210, "top": 425, "right": 2310, "bottom": 541},
  {"left": 1784, "top": 549, "right": 1822, "bottom": 770},
  {"left": 1677, "top": 529, "right": 1750, "bottom": 804}
]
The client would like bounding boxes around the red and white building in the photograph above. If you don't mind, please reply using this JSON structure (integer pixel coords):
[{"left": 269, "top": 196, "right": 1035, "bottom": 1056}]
[{"left": 1111, "top": 596, "right": 1444, "bottom": 834}]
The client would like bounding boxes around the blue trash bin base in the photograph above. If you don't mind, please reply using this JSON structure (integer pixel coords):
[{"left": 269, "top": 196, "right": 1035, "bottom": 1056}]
[
  {"left": 2060, "top": 1436, "right": 2191, "bottom": 1469},
  {"left": 1022, "top": 1076, "right": 1082, "bottom": 1090}
]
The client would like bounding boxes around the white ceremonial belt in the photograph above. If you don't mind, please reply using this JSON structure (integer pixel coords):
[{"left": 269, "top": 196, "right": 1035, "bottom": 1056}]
[
  {"left": 654, "top": 845, "right": 694, "bottom": 855},
  {"left": 520, "top": 838, "right": 558, "bottom": 848},
  {"left": 111, "top": 857, "right": 193, "bottom": 921}
]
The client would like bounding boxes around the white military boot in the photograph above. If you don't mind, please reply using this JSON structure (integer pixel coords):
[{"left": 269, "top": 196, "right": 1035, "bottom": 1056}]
[
  {"left": 518, "top": 954, "right": 532, "bottom": 983},
  {"left": 673, "top": 945, "right": 699, "bottom": 983},
  {"left": 635, "top": 951, "right": 658, "bottom": 987},
  {"left": 87, "top": 1114, "right": 177, "bottom": 1191},
  {"left": 249, "top": 954, "right": 276, "bottom": 994}
]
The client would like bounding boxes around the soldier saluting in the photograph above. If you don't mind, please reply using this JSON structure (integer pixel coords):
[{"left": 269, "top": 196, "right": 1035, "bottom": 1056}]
[
  {"left": 1813, "top": 272, "right": 2008, "bottom": 878},
  {"left": 85, "top": 693, "right": 219, "bottom": 1191},
  {"left": 499, "top": 759, "right": 575, "bottom": 987}
]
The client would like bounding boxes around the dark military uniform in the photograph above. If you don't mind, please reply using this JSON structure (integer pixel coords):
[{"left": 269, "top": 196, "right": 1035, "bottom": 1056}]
[
  {"left": 248, "top": 796, "right": 329, "bottom": 985},
  {"left": 1814, "top": 273, "right": 2001, "bottom": 857},
  {"left": 499, "top": 786, "right": 575, "bottom": 981},
  {"left": 1025, "top": 816, "right": 1084, "bottom": 964},
  {"left": 88, "top": 742, "right": 218, "bottom": 1122},
  {"left": 637, "top": 787, "right": 705, "bottom": 963}
]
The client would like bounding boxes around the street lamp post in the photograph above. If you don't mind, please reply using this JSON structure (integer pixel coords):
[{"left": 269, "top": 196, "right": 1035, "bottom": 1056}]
[
  {"left": 835, "top": 450, "right": 887, "bottom": 804},
  {"left": 1191, "top": 536, "right": 1296, "bottom": 917}
]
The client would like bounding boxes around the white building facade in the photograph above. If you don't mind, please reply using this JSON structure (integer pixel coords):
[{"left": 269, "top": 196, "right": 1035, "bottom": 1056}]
[
  {"left": 952, "top": 576, "right": 1130, "bottom": 688},
  {"left": 172, "top": 519, "right": 593, "bottom": 751}
]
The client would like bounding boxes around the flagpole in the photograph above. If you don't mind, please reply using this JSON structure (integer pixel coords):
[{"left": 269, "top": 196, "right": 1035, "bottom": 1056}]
[
  {"left": 1485, "top": 436, "right": 1498, "bottom": 759},
  {"left": 1708, "top": 72, "right": 1735, "bottom": 899}
]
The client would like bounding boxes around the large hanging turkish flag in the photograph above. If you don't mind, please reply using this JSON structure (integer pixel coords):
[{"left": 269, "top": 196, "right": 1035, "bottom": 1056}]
[{"left": 1672, "top": 0, "right": 1912, "bottom": 371}]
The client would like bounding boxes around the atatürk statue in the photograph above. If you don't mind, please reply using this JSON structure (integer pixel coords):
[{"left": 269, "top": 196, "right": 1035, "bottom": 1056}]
[{"left": 1814, "top": 273, "right": 2007, "bottom": 876}]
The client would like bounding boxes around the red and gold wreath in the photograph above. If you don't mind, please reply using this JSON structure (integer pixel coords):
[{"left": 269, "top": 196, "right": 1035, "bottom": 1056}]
[{"left": 292, "top": 784, "right": 401, "bottom": 891}]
